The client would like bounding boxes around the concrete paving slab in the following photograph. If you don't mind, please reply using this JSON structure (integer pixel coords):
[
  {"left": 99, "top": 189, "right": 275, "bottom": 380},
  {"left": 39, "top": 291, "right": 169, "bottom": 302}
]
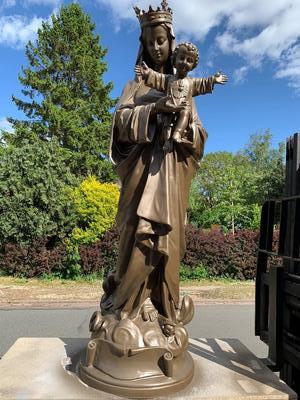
[{"left": 0, "top": 337, "right": 297, "bottom": 399}]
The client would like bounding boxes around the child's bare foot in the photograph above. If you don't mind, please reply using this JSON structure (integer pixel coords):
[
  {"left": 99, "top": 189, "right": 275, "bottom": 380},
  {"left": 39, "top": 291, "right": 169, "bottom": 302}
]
[{"left": 173, "top": 131, "right": 182, "bottom": 143}]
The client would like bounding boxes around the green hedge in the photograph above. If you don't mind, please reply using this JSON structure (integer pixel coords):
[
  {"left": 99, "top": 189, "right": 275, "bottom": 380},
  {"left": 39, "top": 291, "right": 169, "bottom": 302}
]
[{"left": 0, "top": 226, "right": 273, "bottom": 280}]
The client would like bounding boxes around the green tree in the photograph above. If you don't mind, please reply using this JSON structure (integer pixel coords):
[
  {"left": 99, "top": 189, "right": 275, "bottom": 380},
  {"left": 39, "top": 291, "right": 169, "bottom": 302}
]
[
  {"left": 0, "top": 140, "right": 77, "bottom": 246},
  {"left": 241, "top": 130, "right": 285, "bottom": 204},
  {"left": 189, "top": 152, "right": 254, "bottom": 233},
  {"left": 5, "top": 4, "right": 116, "bottom": 180},
  {"left": 189, "top": 131, "right": 285, "bottom": 232}
]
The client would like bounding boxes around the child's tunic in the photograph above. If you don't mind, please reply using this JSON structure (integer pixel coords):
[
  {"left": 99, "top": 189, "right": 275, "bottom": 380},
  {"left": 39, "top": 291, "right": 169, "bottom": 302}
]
[{"left": 145, "top": 69, "right": 215, "bottom": 109}]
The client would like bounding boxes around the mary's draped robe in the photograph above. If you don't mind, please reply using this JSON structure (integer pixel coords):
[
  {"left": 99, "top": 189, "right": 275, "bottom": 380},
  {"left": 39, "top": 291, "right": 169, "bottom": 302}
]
[{"left": 107, "top": 77, "right": 211, "bottom": 322}]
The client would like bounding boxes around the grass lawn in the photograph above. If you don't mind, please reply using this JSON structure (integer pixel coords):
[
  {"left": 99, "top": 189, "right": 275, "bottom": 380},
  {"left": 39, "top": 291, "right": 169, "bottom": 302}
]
[{"left": 0, "top": 276, "right": 255, "bottom": 308}]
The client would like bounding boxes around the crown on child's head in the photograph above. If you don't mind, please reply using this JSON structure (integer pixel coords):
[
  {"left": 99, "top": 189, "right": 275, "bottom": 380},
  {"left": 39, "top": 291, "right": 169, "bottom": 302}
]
[
  {"left": 173, "top": 42, "right": 200, "bottom": 68},
  {"left": 134, "top": 1, "right": 173, "bottom": 28}
]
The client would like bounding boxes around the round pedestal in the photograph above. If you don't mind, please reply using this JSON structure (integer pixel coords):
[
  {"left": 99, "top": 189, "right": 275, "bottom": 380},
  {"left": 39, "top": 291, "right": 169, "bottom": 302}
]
[{"left": 79, "top": 349, "right": 194, "bottom": 398}]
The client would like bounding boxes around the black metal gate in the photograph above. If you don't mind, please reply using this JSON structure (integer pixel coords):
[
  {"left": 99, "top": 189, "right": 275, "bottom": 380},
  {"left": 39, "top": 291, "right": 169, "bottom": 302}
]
[{"left": 255, "top": 133, "right": 300, "bottom": 394}]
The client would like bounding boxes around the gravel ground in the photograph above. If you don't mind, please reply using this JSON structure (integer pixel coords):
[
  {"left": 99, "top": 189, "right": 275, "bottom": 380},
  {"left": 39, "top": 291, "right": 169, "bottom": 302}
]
[{"left": 0, "top": 277, "right": 255, "bottom": 309}]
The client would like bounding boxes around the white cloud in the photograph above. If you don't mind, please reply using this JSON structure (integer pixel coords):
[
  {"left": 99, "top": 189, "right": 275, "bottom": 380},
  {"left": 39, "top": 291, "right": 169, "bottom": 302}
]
[
  {"left": 0, "top": 117, "right": 13, "bottom": 132},
  {"left": 96, "top": 0, "right": 300, "bottom": 91},
  {"left": 0, "top": 14, "right": 44, "bottom": 48},
  {"left": 215, "top": 1, "right": 300, "bottom": 89},
  {"left": 233, "top": 66, "right": 249, "bottom": 84},
  {"left": 216, "top": 2, "right": 299, "bottom": 63},
  {"left": 275, "top": 44, "right": 300, "bottom": 92}
]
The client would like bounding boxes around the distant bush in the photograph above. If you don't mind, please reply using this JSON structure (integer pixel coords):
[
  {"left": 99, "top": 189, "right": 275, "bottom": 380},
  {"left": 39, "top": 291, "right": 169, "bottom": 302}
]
[
  {"left": 0, "top": 238, "right": 67, "bottom": 278},
  {"left": 183, "top": 226, "right": 265, "bottom": 280},
  {"left": 180, "top": 264, "right": 209, "bottom": 281},
  {"left": 0, "top": 228, "right": 119, "bottom": 278},
  {"left": 79, "top": 228, "right": 119, "bottom": 275},
  {"left": 1, "top": 226, "right": 277, "bottom": 281},
  {"left": 63, "top": 176, "right": 119, "bottom": 278},
  {"left": 70, "top": 176, "right": 119, "bottom": 245}
]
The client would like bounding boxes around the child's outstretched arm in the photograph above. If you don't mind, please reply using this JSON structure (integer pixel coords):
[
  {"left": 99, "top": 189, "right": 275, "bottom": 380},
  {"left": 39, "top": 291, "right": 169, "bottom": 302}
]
[{"left": 192, "top": 72, "right": 228, "bottom": 96}]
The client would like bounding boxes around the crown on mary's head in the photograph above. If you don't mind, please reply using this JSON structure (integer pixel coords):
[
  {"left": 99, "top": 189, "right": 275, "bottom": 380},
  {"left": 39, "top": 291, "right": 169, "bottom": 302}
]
[{"left": 134, "top": 0, "right": 173, "bottom": 28}]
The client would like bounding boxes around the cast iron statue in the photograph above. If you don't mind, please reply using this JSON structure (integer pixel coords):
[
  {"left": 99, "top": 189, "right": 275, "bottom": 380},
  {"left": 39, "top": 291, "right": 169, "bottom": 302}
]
[{"left": 79, "top": 1, "right": 227, "bottom": 397}]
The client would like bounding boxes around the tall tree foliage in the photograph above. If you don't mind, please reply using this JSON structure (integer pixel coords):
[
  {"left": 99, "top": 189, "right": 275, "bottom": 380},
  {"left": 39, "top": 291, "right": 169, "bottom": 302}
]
[
  {"left": 5, "top": 4, "right": 116, "bottom": 179},
  {"left": 0, "top": 141, "right": 77, "bottom": 246},
  {"left": 241, "top": 130, "right": 285, "bottom": 204},
  {"left": 189, "top": 131, "right": 285, "bottom": 232},
  {"left": 189, "top": 152, "right": 255, "bottom": 233}
]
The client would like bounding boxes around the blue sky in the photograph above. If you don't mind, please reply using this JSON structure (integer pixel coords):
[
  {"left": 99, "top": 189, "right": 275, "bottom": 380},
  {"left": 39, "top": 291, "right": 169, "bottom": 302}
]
[{"left": 1, "top": 0, "right": 300, "bottom": 154}]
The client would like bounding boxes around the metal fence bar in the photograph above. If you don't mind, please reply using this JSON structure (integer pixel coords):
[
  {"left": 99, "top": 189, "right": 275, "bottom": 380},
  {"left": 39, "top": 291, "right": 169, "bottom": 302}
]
[
  {"left": 268, "top": 265, "right": 284, "bottom": 369},
  {"left": 256, "top": 134, "right": 300, "bottom": 386}
]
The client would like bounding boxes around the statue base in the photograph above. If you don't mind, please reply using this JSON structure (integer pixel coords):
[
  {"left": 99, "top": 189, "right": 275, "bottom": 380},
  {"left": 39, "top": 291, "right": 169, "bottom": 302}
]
[
  {"left": 78, "top": 297, "right": 195, "bottom": 398},
  {"left": 79, "top": 346, "right": 193, "bottom": 398}
]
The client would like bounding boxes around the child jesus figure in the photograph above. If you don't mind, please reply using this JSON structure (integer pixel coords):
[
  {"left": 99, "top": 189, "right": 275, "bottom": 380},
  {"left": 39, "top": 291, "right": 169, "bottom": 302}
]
[{"left": 135, "top": 42, "right": 228, "bottom": 150}]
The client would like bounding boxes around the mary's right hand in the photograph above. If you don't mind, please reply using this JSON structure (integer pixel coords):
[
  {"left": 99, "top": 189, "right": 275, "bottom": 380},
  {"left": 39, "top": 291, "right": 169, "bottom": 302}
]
[{"left": 153, "top": 96, "right": 187, "bottom": 114}]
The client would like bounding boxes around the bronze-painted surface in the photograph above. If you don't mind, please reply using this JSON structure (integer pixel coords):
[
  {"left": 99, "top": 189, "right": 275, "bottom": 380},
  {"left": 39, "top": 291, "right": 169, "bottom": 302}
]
[
  {"left": 79, "top": 1, "right": 227, "bottom": 397},
  {"left": 135, "top": 43, "right": 227, "bottom": 150}
]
